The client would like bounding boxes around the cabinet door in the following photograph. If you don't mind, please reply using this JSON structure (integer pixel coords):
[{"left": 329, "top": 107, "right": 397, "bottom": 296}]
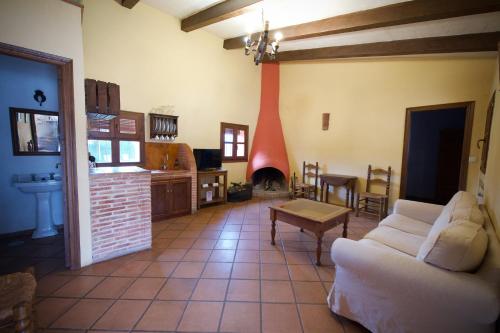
[
  {"left": 151, "top": 181, "right": 171, "bottom": 222},
  {"left": 170, "top": 178, "right": 192, "bottom": 216}
]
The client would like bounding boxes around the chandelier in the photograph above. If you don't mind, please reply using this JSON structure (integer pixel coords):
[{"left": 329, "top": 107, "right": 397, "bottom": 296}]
[{"left": 244, "top": 14, "right": 283, "bottom": 65}]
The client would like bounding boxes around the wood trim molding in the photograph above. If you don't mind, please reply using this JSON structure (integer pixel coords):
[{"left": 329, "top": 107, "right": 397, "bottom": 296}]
[
  {"left": 274, "top": 32, "right": 500, "bottom": 62},
  {"left": 121, "top": 0, "right": 140, "bottom": 9},
  {"left": 182, "top": 0, "right": 262, "bottom": 32},
  {"left": 224, "top": 0, "right": 500, "bottom": 49},
  {"left": 0, "top": 42, "right": 81, "bottom": 269},
  {"left": 220, "top": 122, "right": 249, "bottom": 162},
  {"left": 400, "top": 101, "right": 475, "bottom": 200}
]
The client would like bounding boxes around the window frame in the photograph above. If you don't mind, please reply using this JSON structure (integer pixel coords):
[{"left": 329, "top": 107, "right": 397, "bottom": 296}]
[
  {"left": 220, "top": 122, "right": 249, "bottom": 162},
  {"left": 87, "top": 110, "right": 145, "bottom": 167}
]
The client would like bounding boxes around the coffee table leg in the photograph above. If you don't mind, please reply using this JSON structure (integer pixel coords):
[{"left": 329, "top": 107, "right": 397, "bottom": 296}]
[
  {"left": 315, "top": 233, "right": 324, "bottom": 266},
  {"left": 343, "top": 213, "right": 349, "bottom": 238}
]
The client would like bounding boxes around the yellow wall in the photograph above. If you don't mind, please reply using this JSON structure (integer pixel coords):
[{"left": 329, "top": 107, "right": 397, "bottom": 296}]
[
  {"left": 280, "top": 56, "right": 496, "bottom": 206},
  {"left": 0, "top": 0, "right": 93, "bottom": 266},
  {"left": 82, "top": 0, "right": 260, "bottom": 185},
  {"left": 483, "top": 55, "right": 500, "bottom": 238}
]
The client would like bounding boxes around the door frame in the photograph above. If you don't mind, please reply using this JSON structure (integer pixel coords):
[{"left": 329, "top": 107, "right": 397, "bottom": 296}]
[
  {"left": 400, "top": 101, "right": 475, "bottom": 199},
  {"left": 0, "top": 42, "right": 81, "bottom": 269}
]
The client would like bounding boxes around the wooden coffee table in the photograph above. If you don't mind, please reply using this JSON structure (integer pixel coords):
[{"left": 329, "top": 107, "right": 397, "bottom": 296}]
[{"left": 269, "top": 199, "right": 351, "bottom": 265}]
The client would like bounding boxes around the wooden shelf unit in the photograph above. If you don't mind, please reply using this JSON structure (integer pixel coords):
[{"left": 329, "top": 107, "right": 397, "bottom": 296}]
[{"left": 197, "top": 169, "right": 227, "bottom": 209}]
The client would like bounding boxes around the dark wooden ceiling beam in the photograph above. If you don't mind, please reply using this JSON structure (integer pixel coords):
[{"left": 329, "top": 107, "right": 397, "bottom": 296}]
[
  {"left": 181, "top": 0, "right": 263, "bottom": 32},
  {"left": 121, "top": 0, "right": 140, "bottom": 9},
  {"left": 224, "top": 0, "right": 500, "bottom": 49},
  {"left": 273, "top": 32, "right": 500, "bottom": 62}
]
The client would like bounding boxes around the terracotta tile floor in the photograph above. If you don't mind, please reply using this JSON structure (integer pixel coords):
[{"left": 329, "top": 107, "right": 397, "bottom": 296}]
[{"left": 7, "top": 198, "right": 378, "bottom": 332}]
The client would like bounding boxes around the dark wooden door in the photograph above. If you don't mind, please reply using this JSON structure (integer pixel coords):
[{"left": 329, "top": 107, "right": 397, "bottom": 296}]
[
  {"left": 151, "top": 180, "right": 172, "bottom": 221},
  {"left": 170, "top": 178, "right": 192, "bottom": 216}
]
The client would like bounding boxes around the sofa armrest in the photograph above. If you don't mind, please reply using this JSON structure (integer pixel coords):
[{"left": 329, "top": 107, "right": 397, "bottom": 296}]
[
  {"left": 331, "top": 238, "right": 499, "bottom": 323},
  {"left": 393, "top": 199, "right": 444, "bottom": 224}
]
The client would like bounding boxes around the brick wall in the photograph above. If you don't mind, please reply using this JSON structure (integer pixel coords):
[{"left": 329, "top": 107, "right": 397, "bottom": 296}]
[
  {"left": 89, "top": 171, "right": 152, "bottom": 262},
  {"left": 177, "top": 143, "right": 197, "bottom": 213}
]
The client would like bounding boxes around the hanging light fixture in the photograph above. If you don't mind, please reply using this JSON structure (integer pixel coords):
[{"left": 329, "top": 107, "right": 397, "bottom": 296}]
[{"left": 244, "top": 11, "right": 283, "bottom": 65}]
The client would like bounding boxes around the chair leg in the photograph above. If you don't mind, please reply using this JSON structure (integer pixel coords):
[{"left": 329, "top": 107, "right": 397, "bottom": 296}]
[
  {"left": 378, "top": 199, "right": 384, "bottom": 222},
  {"left": 355, "top": 195, "right": 360, "bottom": 217},
  {"left": 13, "top": 302, "right": 34, "bottom": 333}
]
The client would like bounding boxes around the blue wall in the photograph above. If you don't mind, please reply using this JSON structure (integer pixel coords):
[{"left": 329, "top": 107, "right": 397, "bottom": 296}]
[{"left": 0, "top": 54, "right": 63, "bottom": 235}]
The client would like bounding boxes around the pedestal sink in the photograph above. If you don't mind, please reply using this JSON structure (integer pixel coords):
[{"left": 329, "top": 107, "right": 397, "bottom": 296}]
[{"left": 14, "top": 180, "right": 62, "bottom": 239}]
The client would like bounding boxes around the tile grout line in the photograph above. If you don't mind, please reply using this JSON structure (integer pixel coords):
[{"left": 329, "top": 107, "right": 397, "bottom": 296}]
[
  {"left": 216, "top": 205, "right": 238, "bottom": 332},
  {"left": 175, "top": 208, "right": 224, "bottom": 332}
]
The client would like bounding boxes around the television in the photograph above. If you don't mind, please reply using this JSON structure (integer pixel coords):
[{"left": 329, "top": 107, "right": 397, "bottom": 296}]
[{"left": 193, "top": 149, "right": 222, "bottom": 170}]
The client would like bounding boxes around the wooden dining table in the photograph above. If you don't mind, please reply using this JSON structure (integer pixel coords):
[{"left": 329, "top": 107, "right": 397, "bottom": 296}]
[{"left": 320, "top": 174, "right": 358, "bottom": 208}]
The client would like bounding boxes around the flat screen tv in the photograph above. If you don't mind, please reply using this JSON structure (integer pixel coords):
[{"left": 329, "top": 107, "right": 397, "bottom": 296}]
[{"left": 193, "top": 149, "right": 222, "bottom": 170}]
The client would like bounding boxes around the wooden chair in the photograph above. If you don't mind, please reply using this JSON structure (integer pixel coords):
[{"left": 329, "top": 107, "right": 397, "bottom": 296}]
[
  {"left": 0, "top": 268, "right": 37, "bottom": 333},
  {"left": 290, "top": 161, "right": 319, "bottom": 200},
  {"left": 356, "top": 165, "right": 391, "bottom": 221}
]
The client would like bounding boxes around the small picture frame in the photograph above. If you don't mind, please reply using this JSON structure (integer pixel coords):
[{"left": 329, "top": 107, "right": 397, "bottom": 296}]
[{"left": 206, "top": 190, "right": 213, "bottom": 202}]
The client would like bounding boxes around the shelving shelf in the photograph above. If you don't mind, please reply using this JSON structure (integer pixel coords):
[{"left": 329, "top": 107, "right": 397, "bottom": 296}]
[
  {"left": 197, "top": 169, "right": 227, "bottom": 209},
  {"left": 149, "top": 113, "right": 178, "bottom": 139}
]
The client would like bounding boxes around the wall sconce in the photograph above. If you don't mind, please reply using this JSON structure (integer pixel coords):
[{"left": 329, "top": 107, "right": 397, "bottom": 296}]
[
  {"left": 322, "top": 113, "right": 330, "bottom": 130},
  {"left": 33, "top": 90, "right": 46, "bottom": 106}
]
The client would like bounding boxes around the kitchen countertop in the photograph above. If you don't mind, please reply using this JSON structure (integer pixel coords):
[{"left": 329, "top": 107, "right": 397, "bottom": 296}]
[
  {"left": 89, "top": 166, "right": 151, "bottom": 175},
  {"left": 151, "top": 169, "right": 192, "bottom": 180}
]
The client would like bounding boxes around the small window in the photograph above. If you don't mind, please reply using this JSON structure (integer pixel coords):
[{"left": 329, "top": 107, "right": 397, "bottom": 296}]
[
  {"left": 87, "top": 111, "right": 144, "bottom": 166},
  {"left": 119, "top": 140, "right": 141, "bottom": 163},
  {"left": 88, "top": 139, "right": 112, "bottom": 163},
  {"left": 220, "top": 122, "right": 248, "bottom": 162}
]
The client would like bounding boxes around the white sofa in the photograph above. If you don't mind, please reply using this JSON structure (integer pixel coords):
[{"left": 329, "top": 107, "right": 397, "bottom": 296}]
[{"left": 328, "top": 191, "right": 500, "bottom": 333}]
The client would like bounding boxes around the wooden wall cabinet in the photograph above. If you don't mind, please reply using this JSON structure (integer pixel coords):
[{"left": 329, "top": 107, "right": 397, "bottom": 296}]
[
  {"left": 152, "top": 177, "right": 191, "bottom": 221},
  {"left": 85, "top": 78, "right": 120, "bottom": 120}
]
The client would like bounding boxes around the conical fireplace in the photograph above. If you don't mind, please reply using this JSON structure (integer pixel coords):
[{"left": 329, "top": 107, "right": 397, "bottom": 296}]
[{"left": 246, "top": 63, "right": 289, "bottom": 197}]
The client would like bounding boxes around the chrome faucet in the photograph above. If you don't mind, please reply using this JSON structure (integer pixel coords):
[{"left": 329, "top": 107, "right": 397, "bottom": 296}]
[{"left": 161, "top": 154, "right": 169, "bottom": 170}]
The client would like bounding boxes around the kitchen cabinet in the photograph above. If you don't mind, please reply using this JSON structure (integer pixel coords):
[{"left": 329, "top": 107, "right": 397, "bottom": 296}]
[{"left": 151, "top": 177, "right": 191, "bottom": 221}]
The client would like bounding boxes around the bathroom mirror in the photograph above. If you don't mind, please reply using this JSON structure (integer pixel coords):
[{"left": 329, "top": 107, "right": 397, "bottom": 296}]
[{"left": 10, "top": 108, "right": 60, "bottom": 155}]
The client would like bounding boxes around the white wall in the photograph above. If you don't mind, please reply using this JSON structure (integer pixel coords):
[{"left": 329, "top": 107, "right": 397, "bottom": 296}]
[{"left": 82, "top": 0, "right": 261, "bottom": 184}]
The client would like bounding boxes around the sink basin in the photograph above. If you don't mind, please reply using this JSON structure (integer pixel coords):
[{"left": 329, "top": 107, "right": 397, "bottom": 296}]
[
  {"left": 14, "top": 180, "right": 62, "bottom": 239},
  {"left": 15, "top": 180, "right": 62, "bottom": 193}
]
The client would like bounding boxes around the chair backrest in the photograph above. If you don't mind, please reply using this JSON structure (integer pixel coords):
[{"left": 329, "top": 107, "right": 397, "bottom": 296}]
[
  {"left": 302, "top": 161, "right": 319, "bottom": 187},
  {"left": 366, "top": 164, "right": 391, "bottom": 195}
]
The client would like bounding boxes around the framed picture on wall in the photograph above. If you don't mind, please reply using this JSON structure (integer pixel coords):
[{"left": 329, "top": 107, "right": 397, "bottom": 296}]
[{"left": 10, "top": 107, "right": 60, "bottom": 155}]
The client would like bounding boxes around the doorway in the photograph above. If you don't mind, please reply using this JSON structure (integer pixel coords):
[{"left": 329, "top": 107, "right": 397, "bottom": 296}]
[
  {"left": 400, "top": 102, "right": 474, "bottom": 205},
  {"left": 0, "top": 42, "right": 80, "bottom": 272}
]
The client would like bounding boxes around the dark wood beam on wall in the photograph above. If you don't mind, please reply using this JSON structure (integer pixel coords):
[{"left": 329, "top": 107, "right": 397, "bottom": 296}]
[
  {"left": 181, "top": 0, "right": 262, "bottom": 32},
  {"left": 274, "top": 32, "right": 500, "bottom": 62},
  {"left": 224, "top": 0, "right": 500, "bottom": 49},
  {"left": 121, "top": 0, "right": 140, "bottom": 9}
]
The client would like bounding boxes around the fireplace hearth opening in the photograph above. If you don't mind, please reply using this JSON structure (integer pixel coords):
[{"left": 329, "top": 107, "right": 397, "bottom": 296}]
[{"left": 251, "top": 167, "right": 288, "bottom": 197}]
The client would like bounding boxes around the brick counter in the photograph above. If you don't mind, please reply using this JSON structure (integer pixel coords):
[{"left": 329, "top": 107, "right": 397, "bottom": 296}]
[{"left": 89, "top": 167, "right": 152, "bottom": 262}]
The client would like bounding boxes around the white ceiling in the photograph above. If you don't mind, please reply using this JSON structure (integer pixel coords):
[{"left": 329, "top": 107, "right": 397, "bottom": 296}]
[{"left": 142, "top": 0, "right": 500, "bottom": 51}]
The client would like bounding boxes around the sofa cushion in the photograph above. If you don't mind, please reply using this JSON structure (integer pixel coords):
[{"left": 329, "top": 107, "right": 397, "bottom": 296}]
[
  {"left": 364, "top": 226, "right": 426, "bottom": 257},
  {"left": 451, "top": 206, "right": 484, "bottom": 225},
  {"left": 417, "top": 220, "right": 488, "bottom": 271},
  {"left": 430, "top": 191, "right": 480, "bottom": 234},
  {"left": 379, "top": 214, "right": 432, "bottom": 237}
]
